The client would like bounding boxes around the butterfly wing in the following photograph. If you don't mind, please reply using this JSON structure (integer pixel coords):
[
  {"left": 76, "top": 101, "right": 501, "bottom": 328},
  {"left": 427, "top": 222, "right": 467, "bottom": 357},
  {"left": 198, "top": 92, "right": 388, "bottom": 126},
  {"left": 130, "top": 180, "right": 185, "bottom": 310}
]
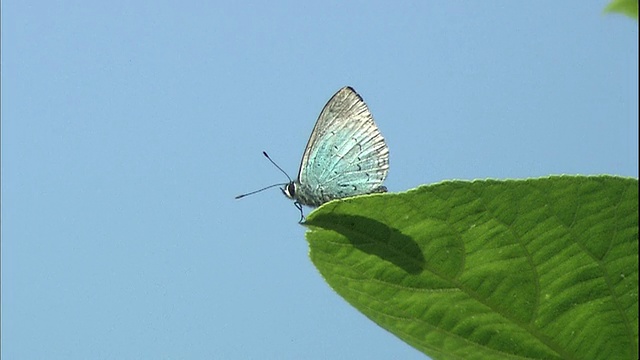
[{"left": 294, "top": 86, "right": 389, "bottom": 206}]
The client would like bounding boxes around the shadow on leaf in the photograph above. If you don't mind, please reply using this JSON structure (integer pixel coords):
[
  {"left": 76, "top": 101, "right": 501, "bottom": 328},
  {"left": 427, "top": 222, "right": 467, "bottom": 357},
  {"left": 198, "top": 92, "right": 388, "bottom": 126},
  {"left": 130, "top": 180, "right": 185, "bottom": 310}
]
[{"left": 306, "top": 213, "right": 425, "bottom": 274}]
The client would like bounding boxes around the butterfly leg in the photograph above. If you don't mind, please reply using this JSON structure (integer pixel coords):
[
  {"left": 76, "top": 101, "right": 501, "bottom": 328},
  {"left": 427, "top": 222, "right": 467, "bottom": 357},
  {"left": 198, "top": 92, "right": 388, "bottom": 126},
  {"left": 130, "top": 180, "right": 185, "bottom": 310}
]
[{"left": 294, "top": 201, "right": 306, "bottom": 223}]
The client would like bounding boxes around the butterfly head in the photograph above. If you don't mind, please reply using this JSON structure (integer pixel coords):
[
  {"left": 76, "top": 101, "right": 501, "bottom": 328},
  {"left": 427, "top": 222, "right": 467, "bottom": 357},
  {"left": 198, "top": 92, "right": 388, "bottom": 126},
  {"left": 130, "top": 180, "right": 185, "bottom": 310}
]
[{"left": 282, "top": 181, "right": 296, "bottom": 200}]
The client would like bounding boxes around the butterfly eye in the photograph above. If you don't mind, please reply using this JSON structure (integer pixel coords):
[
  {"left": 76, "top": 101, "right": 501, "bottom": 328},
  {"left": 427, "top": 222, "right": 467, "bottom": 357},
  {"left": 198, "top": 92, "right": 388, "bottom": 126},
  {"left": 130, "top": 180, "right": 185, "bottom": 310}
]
[{"left": 287, "top": 183, "right": 296, "bottom": 198}]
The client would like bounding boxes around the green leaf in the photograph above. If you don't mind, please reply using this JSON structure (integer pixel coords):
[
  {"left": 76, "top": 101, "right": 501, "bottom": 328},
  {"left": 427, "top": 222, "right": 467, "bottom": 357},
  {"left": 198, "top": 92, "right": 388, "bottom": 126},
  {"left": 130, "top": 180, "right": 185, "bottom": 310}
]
[
  {"left": 604, "top": 0, "right": 639, "bottom": 19},
  {"left": 305, "top": 176, "right": 638, "bottom": 360}
]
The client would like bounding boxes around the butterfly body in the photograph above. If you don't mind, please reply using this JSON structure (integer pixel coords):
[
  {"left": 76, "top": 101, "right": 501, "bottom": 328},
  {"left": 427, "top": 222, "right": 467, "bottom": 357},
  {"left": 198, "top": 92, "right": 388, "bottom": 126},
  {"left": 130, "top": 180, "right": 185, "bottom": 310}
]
[{"left": 283, "top": 86, "right": 389, "bottom": 207}]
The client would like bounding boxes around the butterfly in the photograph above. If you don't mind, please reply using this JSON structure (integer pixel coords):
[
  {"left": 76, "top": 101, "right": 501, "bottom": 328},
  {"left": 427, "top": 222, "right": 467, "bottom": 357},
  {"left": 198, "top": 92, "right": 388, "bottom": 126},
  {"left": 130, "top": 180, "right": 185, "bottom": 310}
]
[{"left": 236, "top": 86, "right": 389, "bottom": 220}]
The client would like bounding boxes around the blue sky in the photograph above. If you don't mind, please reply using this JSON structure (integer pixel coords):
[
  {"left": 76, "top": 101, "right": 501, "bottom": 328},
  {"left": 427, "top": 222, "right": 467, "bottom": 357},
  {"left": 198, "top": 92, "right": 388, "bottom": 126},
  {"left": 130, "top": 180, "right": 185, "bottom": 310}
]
[{"left": 2, "top": 1, "right": 637, "bottom": 359}]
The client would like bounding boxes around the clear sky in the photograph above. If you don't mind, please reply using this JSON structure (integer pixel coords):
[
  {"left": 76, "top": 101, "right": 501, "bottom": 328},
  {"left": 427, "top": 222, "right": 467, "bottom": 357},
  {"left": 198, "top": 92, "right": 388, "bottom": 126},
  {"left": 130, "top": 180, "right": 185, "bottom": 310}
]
[{"left": 2, "top": 1, "right": 637, "bottom": 359}]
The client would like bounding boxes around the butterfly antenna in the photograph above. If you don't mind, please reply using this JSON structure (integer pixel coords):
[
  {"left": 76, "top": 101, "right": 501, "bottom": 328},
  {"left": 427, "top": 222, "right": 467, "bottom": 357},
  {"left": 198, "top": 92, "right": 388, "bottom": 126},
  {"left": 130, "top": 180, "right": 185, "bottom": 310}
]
[
  {"left": 234, "top": 151, "right": 293, "bottom": 200},
  {"left": 235, "top": 183, "right": 288, "bottom": 199},
  {"left": 262, "top": 151, "right": 293, "bottom": 183}
]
